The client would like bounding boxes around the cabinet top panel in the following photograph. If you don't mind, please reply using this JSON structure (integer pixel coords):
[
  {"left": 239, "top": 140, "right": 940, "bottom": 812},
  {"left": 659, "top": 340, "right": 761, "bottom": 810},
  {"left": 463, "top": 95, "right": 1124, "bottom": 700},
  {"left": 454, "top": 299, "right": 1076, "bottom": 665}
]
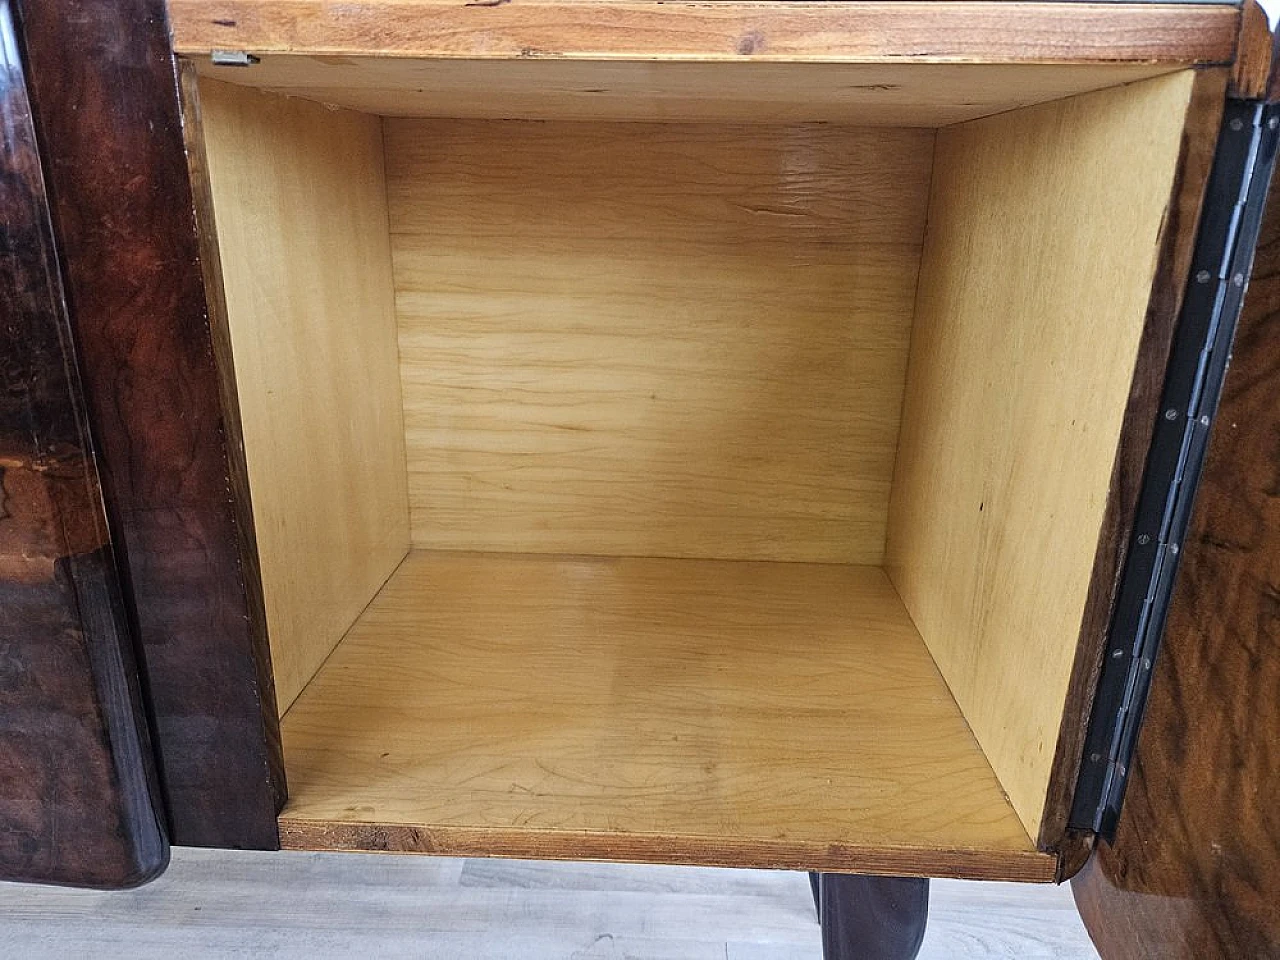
[
  {"left": 169, "top": 1, "right": 1240, "bottom": 67},
  {"left": 187, "top": 57, "right": 1199, "bottom": 125}
]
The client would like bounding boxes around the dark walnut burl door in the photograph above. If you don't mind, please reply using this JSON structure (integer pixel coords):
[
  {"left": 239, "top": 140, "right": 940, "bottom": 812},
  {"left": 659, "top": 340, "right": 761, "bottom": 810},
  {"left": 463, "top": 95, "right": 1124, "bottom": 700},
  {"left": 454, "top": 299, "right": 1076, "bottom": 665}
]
[
  {"left": 15, "top": 0, "right": 286, "bottom": 851},
  {"left": 1073, "top": 120, "right": 1280, "bottom": 960},
  {"left": 0, "top": 0, "right": 166, "bottom": 886}
]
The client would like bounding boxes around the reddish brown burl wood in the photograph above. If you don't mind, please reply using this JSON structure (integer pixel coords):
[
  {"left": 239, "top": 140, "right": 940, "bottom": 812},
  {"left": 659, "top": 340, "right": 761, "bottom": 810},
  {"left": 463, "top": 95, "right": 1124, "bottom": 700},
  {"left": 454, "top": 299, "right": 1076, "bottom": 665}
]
[
  {"left": 16, "top": 0, "right": 285, "bottom": 848},
  {"left": 0, "top": 0, "right": 166, "bottom": 887},
  {"left": 1074, "top": 143, "right": 1280, "bottom": 960}
]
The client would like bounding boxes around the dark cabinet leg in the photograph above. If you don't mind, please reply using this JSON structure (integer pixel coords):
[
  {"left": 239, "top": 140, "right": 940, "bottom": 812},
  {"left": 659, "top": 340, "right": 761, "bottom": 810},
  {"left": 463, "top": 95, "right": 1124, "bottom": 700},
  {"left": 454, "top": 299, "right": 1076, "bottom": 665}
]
[{"left": 812, "top": 873, "right": 929, "bottom": 960}]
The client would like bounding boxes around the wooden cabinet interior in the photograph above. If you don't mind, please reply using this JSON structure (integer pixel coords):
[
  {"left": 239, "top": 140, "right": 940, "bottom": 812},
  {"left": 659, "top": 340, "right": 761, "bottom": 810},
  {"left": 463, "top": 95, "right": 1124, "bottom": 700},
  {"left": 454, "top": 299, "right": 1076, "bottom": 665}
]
[{"left": 186, "top": 55, "right": 1207, "bottom": 880}]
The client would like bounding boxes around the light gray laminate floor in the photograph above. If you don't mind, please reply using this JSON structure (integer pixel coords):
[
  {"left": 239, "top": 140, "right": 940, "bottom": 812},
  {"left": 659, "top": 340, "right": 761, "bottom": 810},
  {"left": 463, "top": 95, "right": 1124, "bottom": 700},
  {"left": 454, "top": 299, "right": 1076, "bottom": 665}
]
[{"left": 0, "top": 848, "right": 1100, "bottom": 959}]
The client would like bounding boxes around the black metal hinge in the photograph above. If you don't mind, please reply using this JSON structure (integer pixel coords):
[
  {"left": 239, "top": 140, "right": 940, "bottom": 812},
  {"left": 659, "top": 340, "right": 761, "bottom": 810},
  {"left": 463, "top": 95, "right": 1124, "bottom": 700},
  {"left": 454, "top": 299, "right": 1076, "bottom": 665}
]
[{"left": 1070, "top": 98, "right": 1280, "bottom": 838}]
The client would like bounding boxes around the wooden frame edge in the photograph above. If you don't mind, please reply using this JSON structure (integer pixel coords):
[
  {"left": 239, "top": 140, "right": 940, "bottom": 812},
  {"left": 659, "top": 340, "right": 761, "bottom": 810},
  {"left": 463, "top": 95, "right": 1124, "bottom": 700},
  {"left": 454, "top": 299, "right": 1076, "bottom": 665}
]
[
  {"left": 1229, "top": 0, "right": 1277, "bottom": 100},
  {"left": 168, "top": 1, "right": 1239, "bottom": 66},
  {"left": 278, "top": 818, "right": 1059, "bottom": 883}
]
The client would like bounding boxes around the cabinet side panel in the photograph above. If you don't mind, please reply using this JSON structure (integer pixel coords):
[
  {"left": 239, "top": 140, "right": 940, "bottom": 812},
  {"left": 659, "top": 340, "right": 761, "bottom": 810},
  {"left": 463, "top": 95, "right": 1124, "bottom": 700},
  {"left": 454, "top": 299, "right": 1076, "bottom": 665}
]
[
  {"left": 885, "top": 71, "right": 1196, "bottom": 842},
  {"left": 197, "top": 79, "right": 410, "bottom": 713},
  {"left": 1042, "top": 69, "right": 1226, "bottom": 856},
  {"left": 387, "top": 119, "right": 931, "bottom": 563}
]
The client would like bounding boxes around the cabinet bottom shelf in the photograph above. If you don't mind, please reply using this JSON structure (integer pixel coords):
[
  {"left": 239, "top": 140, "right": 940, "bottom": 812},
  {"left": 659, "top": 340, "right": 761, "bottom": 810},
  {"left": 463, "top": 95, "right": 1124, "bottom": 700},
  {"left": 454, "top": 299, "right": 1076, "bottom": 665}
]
[{"left": 277, "top": 551, "right": 1055, "bottom": 881}]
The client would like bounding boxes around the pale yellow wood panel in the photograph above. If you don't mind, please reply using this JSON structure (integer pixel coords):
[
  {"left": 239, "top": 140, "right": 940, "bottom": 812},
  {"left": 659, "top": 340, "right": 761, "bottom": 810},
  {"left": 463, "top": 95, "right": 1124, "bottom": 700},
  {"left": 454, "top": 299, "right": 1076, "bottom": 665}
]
[
  {"left": 168, "top": 0, "right": 1238, "bottom": 66},
  {"left": 198, "top": 79, "right": 411, "bottom": 712},
  {"left": 386, "top": 120, "right": 932, "bottom": 563},
  {"left": 279, "top": 551, "right": 1054, "bottom": 880},
  {"left": 885, "top": 71, "right": 1197, "bottom": 840},
  {"left": 189, "top": 57, "right": 1183, "bottom": 126}
]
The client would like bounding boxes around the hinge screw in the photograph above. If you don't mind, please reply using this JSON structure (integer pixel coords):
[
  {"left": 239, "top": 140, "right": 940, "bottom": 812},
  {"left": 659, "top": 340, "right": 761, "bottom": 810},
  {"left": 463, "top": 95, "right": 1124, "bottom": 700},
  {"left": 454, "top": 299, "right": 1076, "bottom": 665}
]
[
  {"left": 1196, "top": 270, "right": 1212, "bottom": 283},
  {"left": 1112, "top": 648, "right": 1125, "bottom": 658},
  {"left": 1090, "top": 753, "right": 1102, "bottom": 763},
  {"left": 1270, "top": 117, "right": 1278, "bottom": 130},
  {"left": 1200, "top": 415, "right": 1211, "bottom": 426},
  {"left": 1165, "top": 408, "right": 1179, "bottom": 420},
  {"left": 1233, "top": 273, "right": 1245, "bottom": 287},
  {"left": 1137, "top": 533, "right": 1151, "bottom": 546},
  {"left": 1230, "top": 117, "right": 1245, "bottom": 132}
]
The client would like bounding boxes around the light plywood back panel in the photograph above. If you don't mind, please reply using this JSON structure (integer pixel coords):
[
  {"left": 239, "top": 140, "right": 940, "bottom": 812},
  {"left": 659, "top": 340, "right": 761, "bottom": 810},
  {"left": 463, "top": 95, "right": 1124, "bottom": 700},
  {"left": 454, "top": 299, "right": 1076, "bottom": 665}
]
[
  {"left": 885, "top": 70, "right": 1197, "bottom": 841},
  {"left": 189, "top": 58, "right": 1185, "bottom": 126},
  {"left": 198, "top": 78, "right": 410, "bottom": 712},
  {"left": 387, "top": 120, "right": 932, "bottom": 563},
  {"left": 279, "top": 551, "right": 1053, "bottom": 881}
]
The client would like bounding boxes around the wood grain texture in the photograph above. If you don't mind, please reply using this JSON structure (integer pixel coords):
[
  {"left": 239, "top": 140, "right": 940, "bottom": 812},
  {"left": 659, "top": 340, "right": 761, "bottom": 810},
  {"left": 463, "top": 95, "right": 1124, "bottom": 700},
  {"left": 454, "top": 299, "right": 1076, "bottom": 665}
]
[
  {"left": 190, "top": 57, "right": 1184, "bottom": 126},
  {"left": 387, "top": 120, "right": 931, "bottom": 563},
  {"left": 17, "top": 0, "right": 284, "bottom": 848},
  {"left": 167, "top": 1, "right": 1238, "bottom": 66},
  {"left": 885, "top": 71, "right": 1196, "bottom": 843},
  {"left": 195, "top": 79, "right": 410, "bottom": 712},
  {"left": 278, "top": 551, "right": 1053, "bottom": 881},
  {"left": 0, "top": 0, "right": 166, "bottom": 887},
  {"left": 1073, "top": 137, "right": 1280, "bottom": 960},
  {"left": 1039, "top": 69, "right": 1228, "bottom": 862}
]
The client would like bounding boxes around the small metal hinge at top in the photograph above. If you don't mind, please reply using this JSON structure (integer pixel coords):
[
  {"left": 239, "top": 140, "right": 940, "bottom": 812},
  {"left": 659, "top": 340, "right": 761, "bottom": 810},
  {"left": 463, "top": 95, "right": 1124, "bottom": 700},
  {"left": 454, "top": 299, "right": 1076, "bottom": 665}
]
[{"left": 210, "top": 50, "right": 260, "bottom": 67}]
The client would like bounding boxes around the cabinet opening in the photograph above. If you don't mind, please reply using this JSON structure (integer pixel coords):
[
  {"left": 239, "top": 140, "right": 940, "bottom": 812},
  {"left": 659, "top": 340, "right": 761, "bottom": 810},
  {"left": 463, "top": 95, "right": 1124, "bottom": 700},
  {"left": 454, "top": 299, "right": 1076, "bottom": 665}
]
[{"left": 187, "top": 65, "right": 1202, "bottom": 880}]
